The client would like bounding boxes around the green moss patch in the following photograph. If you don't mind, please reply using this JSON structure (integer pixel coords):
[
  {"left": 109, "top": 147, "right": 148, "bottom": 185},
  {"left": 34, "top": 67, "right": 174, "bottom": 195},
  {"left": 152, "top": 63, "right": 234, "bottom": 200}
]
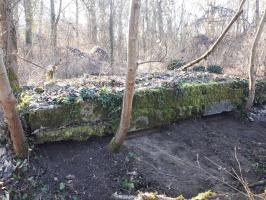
[{"left": 21, "top": 80, "right": 266, "bottom": 143}]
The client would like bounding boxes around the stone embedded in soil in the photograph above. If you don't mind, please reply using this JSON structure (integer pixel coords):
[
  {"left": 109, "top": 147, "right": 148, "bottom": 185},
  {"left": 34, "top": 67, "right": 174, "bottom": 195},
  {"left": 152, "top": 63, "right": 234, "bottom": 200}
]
[{"left": 66, "top": 174, "right": 76, "bottom": 180}]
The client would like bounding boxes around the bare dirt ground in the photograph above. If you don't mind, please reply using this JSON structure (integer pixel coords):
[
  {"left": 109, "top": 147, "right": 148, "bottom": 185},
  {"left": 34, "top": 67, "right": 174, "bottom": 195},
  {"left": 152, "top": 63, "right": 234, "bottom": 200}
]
[{"left": 1, "top": 113, "right": 266, "bottom": 200}]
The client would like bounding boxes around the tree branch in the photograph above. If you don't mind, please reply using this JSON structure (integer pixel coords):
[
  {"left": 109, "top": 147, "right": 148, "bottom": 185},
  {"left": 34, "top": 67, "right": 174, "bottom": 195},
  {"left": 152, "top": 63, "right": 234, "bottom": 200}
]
[
  {"left": 55, "top": 0, "right": 63, "bottom": 26},
  {"left": 17, "top": 55, "right": 47, "bottom": 70},
  {"left": 137, "top": 41, "right": 168, "bottom": 66},
  {"left": 178, "top": 0, "right": 246, "bottom": 71}
]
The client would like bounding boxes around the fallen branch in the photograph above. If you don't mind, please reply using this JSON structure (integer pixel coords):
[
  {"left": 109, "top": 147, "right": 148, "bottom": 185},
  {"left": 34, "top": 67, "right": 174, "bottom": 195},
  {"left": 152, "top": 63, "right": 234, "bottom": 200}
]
[
  {"left": 111, "top": 192, "right": 183, "bottom": 200},
  {"left": 17, "top": 55, "right": 62, "bottom": 80},
  {"left": 17, "top": 55, "right": 47, "bottom": 70},
  {"left": 249, "top": 180, "right": 266, "bottom": 188},
  {"left": 178, "top": 0, "right": 246, "bottom": 71}
]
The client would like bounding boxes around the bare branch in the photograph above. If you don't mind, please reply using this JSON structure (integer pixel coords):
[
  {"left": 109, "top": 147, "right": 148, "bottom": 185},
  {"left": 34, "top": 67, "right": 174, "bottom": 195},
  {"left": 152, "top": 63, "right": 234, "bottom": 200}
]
[
  {"left": 55, "top": 0, "right": 63, "bottom": 26},
  {"left": 137, "top": 41, "right": 168, "bottom": 66},
  {"left": 178, "top": 0, "right": 246, "bottom": 71},
  {"left": 17, "top": 55, "right": 47, "bottom": 70}
]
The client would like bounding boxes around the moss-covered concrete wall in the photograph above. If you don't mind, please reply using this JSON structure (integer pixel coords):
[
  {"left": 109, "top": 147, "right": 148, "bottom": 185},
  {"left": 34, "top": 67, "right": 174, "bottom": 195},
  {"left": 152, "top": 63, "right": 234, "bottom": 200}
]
[{"left": 22, "top": 80, "right": 266, "bottom": 143}]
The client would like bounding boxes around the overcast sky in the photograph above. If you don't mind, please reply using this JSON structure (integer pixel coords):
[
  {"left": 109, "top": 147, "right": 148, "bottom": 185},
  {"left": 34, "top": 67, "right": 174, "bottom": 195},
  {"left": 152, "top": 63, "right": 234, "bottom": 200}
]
[{"left": 18, "top": 0, "right": 260, "bottom": 27}]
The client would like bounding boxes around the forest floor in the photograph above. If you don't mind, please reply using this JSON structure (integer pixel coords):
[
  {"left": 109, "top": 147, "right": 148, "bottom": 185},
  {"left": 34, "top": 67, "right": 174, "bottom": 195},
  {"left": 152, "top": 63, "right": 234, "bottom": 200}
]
[{"left": 1, "top": 112, "right": 266, "bottom": 200}]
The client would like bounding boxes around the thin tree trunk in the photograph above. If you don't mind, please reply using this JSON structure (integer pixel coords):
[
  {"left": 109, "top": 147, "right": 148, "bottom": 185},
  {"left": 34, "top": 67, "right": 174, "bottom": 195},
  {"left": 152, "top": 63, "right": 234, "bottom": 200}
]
[
  {"left": 109, "top": 0, "right": 141, "bottom": 152},
  {"left": 75, "top": 0, "right": 79, "bottom": 45},
  {"left": 90, "top": 0, "right": 97, "bottom": 43},
  {"left": 0, "top": 49, "right": 27, "bottom": 157},
  {"left": 109, "top": 0, "right": 114, "bottom": 74},
  {"left": 179, "top": 0, "right": 246, "bottom": 71},
  {"left": 38, "top": 0, "right": 43, "bottom": 59},
  {"left": 50, "top": 0, "right": 56, "bottom": 63},
  {"left": 23, "top": 0, "right": 33, "bottom": 46},
  {"left": 156, "top": 0, "right": 163, "bottom": 40},
  {"left": 255, "top": 0, "right": 260, "bottom": 27},
  {"left": 50, "top": 0, "right": 62, "bottom": 65},
  {"left": 246, "top": 9, "right": 266, "bottom": 111}
]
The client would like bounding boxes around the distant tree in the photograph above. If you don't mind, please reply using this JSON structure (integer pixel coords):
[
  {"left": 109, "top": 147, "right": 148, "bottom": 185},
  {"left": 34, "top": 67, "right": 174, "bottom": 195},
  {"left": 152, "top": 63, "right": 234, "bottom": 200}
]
[
  {"left": 156, "top": 0, "right": 163, "bottom": 40},
  {"left": 23, "top": 0, "right": 33, "bottom": 46},
  {"left": 255, "top": 0, "right": 260, "bottom": 27},
  {"left": 246, "top": 9, "right": 266, "bottom": 111},
  {"left": 50, "top": 0, "right": 62, "bottom": 64},
  {"left": 109, "top": 0, "right": 114, "bottom": 73},
  {"left": 109, "top": 0, "right": 141, "bottom": 151},
  {"left": 75, "top": 0, "right": 79, "bottom": 45},
  {"left": 0, "top": 49, "right": 28, "bottom": 157},
  {"left": 81, "top": 0, "right": 98, "bottom": 43}
]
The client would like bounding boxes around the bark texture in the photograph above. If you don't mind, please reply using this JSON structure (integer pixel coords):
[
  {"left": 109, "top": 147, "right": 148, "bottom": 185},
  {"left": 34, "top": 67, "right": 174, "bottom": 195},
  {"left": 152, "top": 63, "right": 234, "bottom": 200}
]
[
  {"left": 110, "top": 0, "right": 141, "bottom": 151},
  {"left": 24, "top": 0, "right": 33, "bottom": 45},
  {"left": 50, "top": 0, "right": 62, "bottom": 64},
  {"left": 0, "top": 0, "right": 19, "bottom": 91},
  {"left": 246, "top": 9, "right": 266, "bottom": 111},
  {"left": 0, "top": 49, "right": 27, "bottom": 157}
]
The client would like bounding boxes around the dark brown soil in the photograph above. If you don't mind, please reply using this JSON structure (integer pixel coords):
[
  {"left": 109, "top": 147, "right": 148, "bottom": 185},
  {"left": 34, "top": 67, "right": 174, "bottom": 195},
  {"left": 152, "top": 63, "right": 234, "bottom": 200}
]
[{"left": 2, "top": 113, "right": 266, "bottom": 200}]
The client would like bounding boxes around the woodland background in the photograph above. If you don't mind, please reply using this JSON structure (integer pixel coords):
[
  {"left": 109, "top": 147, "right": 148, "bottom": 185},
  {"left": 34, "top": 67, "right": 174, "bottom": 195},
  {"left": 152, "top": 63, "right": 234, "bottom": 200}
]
[{"left": 10, "top": 0, "right": 266, "bottom": 84}]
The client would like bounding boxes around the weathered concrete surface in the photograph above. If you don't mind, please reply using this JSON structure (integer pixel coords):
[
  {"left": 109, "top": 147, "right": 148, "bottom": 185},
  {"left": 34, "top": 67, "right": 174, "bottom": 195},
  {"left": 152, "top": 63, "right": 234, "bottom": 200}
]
[{"left": 21, "top": 80, "right": 266, "bottom": 143}]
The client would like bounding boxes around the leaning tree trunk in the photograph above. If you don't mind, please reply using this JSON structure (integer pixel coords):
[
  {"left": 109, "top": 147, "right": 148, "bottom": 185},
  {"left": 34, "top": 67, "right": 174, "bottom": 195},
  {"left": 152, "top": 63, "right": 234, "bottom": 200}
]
[
  {"left": 246, "top": 9, "right": 266, "bottom": 111},
  {"left": 0, "top": 49, "right": 27, "bottom": 157},
  {"left": 0, "top": 0, "right": 20, "bottom": 91},
  {"left": 179, "top": 0, "right": 246, "bottom": 71},
  {"left": 109, "top": 0, "right": 141, "bottom": 152}
]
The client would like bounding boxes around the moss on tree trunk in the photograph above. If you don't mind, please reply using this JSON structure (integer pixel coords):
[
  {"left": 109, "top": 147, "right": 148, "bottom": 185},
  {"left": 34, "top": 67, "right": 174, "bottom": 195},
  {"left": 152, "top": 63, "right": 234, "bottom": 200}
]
[{"left": 7, "top": 67, "right": 20, "bottom": 93}]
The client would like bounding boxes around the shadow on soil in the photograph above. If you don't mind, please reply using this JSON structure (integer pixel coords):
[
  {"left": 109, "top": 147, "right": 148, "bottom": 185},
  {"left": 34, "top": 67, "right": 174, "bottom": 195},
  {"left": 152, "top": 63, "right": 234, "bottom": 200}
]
[{"left": 4, "top": 113, "right": 266, "bottom": 199}]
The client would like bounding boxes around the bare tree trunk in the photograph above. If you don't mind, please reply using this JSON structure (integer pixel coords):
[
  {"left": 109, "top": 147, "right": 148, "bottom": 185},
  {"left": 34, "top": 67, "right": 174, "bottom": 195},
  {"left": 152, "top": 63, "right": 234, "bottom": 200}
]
[
  {"left": 156, "top": 0, "right": 163, "bottom": 40},
  {"left": 50, "top": 0, "right": 56, "bottom": 63},
  {"left": 109, "top": 0, "right": 114, "bottom": 73},
  {"left": 0, "top": 49, "right": 27, "bottom": 157},
  {"left": 82, "top": 0, "right": 98, "bottom": 44},
  {"left": 50, "top": 0, "right": 62, "bottom": 65},
  {"left": 109, "top": 0, "right": 141, "bottom": 152},
  {"left": 91, "top": 1, "right": 97, "bottom": 43},
  {"left": 255, "top": 0, "right": 260, "bottom": 27},
  {"left": 246, "top": 9, "right": 266, "bottom": 111},
  {"left": 0, "top": 0, "right": 19, "bottom": 91},
  {"left": 75, "top": 0, "right": 79, "bottom": 45},
  {"left": 117, "top": 0, "right": 124, "bottom": 60},
  {"left": 179, "top": 0, "right": 246, "bottom": 71},
  {"left": 23, "top": 0, "right": 33, "bottom": 46},
  {"left": 38, "top": 0, "right": 44, "bottom": 59}
]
